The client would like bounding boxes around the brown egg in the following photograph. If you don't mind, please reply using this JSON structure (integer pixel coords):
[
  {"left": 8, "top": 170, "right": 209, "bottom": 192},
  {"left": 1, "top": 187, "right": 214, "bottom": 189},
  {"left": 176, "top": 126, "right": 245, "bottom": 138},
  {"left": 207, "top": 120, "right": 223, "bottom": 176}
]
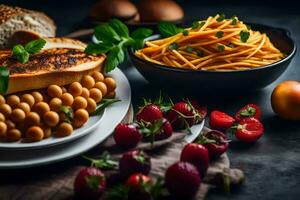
[
  {"left": 89, "top": 0, "right": 138, "bottom": 22},
  {"left": 137, "top": 0, "right": 184, "bottom": 22}
]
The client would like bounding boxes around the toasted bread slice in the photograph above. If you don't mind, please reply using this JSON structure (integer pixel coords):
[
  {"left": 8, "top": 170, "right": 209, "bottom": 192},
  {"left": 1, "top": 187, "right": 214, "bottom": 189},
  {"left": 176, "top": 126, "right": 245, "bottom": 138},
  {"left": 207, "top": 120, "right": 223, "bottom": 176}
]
[{"left": 1, "top": 38, "right": 105, "bottom": 95}]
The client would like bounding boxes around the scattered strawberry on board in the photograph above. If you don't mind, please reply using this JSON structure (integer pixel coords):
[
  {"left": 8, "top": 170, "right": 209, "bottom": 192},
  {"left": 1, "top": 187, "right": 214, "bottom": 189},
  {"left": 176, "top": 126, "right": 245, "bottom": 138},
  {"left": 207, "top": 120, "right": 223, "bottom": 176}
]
[{"left": 72, "top": 96, "right": 263, "bottom": 199}]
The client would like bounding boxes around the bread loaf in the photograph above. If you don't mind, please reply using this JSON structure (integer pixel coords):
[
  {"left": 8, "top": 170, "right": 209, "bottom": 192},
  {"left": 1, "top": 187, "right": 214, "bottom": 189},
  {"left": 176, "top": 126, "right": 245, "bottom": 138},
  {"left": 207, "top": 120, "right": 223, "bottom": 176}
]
[{"left": 0, "top": 4, "right": 56, "bottom": 49}]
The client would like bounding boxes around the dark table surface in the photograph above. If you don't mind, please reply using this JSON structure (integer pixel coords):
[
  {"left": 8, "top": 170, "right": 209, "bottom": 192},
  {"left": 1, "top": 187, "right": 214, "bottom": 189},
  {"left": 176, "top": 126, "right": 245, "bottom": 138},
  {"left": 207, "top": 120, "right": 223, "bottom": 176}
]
[{"left": 1, "top": 0, "right": 300, "bottom": 200}]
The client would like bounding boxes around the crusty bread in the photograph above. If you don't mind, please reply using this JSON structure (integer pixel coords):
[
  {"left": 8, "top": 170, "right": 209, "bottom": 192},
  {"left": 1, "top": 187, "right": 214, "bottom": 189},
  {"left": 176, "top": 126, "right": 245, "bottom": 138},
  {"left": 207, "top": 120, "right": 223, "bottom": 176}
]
[
  {"left": 0, "top": 38, "right": 105, "bottom": 95},
  {"left": 0, "top": 4, "right": 56, "bottom": 49}
]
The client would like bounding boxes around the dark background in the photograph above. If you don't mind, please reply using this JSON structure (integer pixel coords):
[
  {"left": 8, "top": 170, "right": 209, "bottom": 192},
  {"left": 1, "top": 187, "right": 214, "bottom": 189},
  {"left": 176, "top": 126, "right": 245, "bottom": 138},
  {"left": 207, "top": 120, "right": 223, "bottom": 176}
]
[{"left": 1, "top": 0, "right": 300, "bottom": 200}]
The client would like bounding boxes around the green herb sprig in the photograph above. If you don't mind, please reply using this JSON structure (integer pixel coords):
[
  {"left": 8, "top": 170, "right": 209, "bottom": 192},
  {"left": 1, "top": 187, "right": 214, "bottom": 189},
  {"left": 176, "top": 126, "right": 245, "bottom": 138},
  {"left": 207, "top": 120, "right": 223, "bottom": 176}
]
[
  {"left": 240, "top": 31, "right": 250, "bottom": 43},
  {"left": 12, "top": 39, "right": 46, "bottom": 63},
  {"left": 157, "top": 21, "right": 187, "bottom": 38},
  {"left": 85, "top": 19, "right": 153, "bottom": 73}
]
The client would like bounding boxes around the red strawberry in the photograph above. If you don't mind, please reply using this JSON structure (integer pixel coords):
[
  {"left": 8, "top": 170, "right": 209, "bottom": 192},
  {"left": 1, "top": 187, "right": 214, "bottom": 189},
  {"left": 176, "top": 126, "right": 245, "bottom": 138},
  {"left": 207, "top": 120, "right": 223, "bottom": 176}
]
[
  {"left": 233, "top": 117, "right": 264, "bottom": 142},
  {"left": 140, "top": 118, "right": 173, "bottom": 142},
  {"left": 209, "top": 111, "right": 235, "bottom": 131},
  {"left": 180, "top": 143, "right": 210, "bottom": 177},
  {"left": 126, "top": 173, "right": 152, "bottom": 200},
  {"left": 166, "top": 101, "right": 200, "bottom": 129},
  {"left": 198, "top": 130, "right": 229, "bottom": 159},
  {"left": 165, "top": 162, "right": 201, "bottom": 198},
  {"left": 235, "top": 104, "right": 261, "bottom": 121},
  {"left": 74, "top": 167, "right": 106, "bottom": 200},
  {"left": 136, "top": 104, "right": 163, "bottom": 124},
  {"left": 113, "top": 123, "right": 142, "bottom": 149},
  {"left": 119, "top": 149, "right": 151, "bottom": 178}
]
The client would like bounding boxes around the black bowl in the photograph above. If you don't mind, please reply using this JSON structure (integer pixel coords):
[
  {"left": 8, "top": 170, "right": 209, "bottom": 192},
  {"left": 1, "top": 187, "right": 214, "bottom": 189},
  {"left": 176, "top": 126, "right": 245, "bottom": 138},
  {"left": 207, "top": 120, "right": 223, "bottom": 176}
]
[{"left": 129, "top": 23, "right": 296, "bottom": 91}]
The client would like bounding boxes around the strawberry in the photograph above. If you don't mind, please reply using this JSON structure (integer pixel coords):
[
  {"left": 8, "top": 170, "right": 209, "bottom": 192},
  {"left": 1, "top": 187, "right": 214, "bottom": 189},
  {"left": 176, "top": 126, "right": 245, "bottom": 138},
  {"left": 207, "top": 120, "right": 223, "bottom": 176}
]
[
  {"left": 113, "top": 123, "right": 142, "bottom": 149},
  {"left": 235, "top": 103, "right": 261, "bottom": 121},
  {"left": 140, "top": 118, "right": 173, "bottom": 142},
  {"left": 209, "top": 111, "right": 235, "bottom": 131},
  {"left": 136, "top": 104, "right": 163, "bottom": 124},
  {"left": 125, "top": 173, "right": 152, "bottom": 200},
  {"left": 197, "top": 130, "right": 229, "bottom": 159},
  {"left": 165, "top": 162, "right": 201, "bottom": 198},
  {"left": 180, "top": 143, "right": 210, "bottom": 177},
  {"left": 233, "top": 117, "right": 264, "bottom": 142},
  {"left": 119, "top": 149, "right": 151, "bottom": 178},
  {"left": 166, "top": 101, "right": 202, "bottom": 130},
  {"left": 191, "top": 100, "right": 208, "bottom": 119},
  {"left": 74, "top": 167, "right": 106, "bottom": 200}
]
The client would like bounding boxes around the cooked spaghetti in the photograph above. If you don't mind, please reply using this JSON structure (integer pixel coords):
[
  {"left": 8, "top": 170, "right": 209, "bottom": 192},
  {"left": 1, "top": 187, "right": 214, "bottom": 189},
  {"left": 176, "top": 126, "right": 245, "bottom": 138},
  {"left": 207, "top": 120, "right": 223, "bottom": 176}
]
[{"left": 135, "top": 14, "right": 285, "bottom": 71}]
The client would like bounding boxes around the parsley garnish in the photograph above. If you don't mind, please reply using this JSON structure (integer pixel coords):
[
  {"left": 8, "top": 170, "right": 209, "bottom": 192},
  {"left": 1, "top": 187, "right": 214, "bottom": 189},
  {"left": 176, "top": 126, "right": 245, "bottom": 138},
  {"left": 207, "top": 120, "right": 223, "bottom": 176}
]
[
  {"left": 168, "top": 43, "right": 179, "bottom": 50},
  {"left": 196, "top": 50, "right": 204, "bottom": 57},
  {"left": 231, "top": 16, "right": 238, "bottom": 25},
  {"left": 85, "top": 19, "right": 153, "bottom": 73},
  {"left": 12, "top": 39, "right": 46, "bottom": 63},
  {"left": 60, "top": 106, "right": 74, "bottom": 123},
  {"left": 228, "top": 43, "right": 235, "bottom": 48},
  {"left": 182, "top": 30, "right": 189, "bottom": 36},
  {"left": 186, "top": 46, "right": 193, "bottom": 53},
  {"left": 218, "top": 45, "right": 225, "bottom": 52},
  {"left": 157, "top": 21, "right": 188, "bottom": 38},
  {"left": 215, "top": 31, "right": 224, "bottom": 38},
  {"left": 191, "top": 21, "right": 205, "bottom": 30},
  {"left": 216, "top": 13, "right": 226, "bottom": 22},
  {"left": 240, "top": 31, "right": 250, "bottom": 43}
]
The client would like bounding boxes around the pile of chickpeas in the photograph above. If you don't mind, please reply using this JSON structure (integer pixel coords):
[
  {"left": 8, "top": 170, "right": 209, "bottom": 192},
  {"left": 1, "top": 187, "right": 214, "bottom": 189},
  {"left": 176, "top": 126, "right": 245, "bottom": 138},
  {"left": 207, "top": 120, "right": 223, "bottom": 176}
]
[{"left": 0, "top": 71, "right": 116, "bottom": 142}]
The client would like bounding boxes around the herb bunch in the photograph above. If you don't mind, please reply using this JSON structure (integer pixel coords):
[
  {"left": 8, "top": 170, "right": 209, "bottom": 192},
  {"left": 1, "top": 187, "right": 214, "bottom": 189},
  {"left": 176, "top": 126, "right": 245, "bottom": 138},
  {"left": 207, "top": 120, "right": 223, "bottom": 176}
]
[{"left": 85, "top": 19, "right": 153, "bottom": 73}]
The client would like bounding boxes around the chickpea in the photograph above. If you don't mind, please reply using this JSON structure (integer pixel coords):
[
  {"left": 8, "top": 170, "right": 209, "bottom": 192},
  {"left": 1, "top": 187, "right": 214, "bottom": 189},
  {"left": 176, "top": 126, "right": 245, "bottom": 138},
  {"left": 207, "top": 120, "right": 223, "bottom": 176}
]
[
  {"left": 33, "top": 102, "right": 50, "bottom": 116},
  {"left": 91, "top": 71, "right": 104, "bottom": 82},
  {"left": 72, "top": 119, "right": 84, "bottom": 128},
  {"left": 47, "top": 85, "right": 63, "bottom": 98},
  {"left": 25, "top": 112, "right": 40, "bottom": 126},
  {"left": 106, "top": 91, "right": 116, "bottom": 99},
  {"left": 94, "top": 82, "right": 107, "bottom": 96},
  {"left": 17, "top": 102, "right": 31, "bottom": 114},
  {"left": 89, "top": 88, "right": 102, "bottom": 103},
  {"left": 26, "top": 126, "right": 44, "bottom": 142},
  {"left": 69, "top": 82, "right": 83, "bottom": 97},
  {"left": 43, "top": 111, "right": 59, "bottom": 127},
  {"left": 0, "top": 104, "right": 12, "bottom": 117},
  {"left": 104, "top": 77, "right": 116, "bottom": 92},
  {"left": 73, "top": 96, "right": 87, "bottom": 110},
  {"left": 0, "top": 122, "right": 7, "bottom": 137},
  {"left": 31, "top": 91, "right": 43, "bottom": 103},
  {"left": 74, "top": 109, "right": 89, "bottom": 125},
  {"left": 5, "top": 120, "right": 15, "bottom": 129},
  {"left": 55, "top": 122, "right": 73, "bottom": 137},
  {"left": 41, "top": 124, "right": 52, "bottom": 138},
  {"left": 0, "top": 113, "right": 5, "bottom": 121},
  {"left": 0, "top": 95, "right": 5, "bottom": 105},
  {"left": 20, "top": 94, "right": 35, "bottom": 108},
  {"left": 81, "top": 88, "right": 90, "bottom": 99},
  {"left": 7, "top": 95, "right": 20, "bottom": 108},
  {"left": 6, "top": 128, "right": 21, "bottom": 141},
  {"left": 86, "top": 98, "right": 97, "bottom": 114},
  {"left": 81, "top": 75, "right": 95, "bottom": 89},
  {"left": 60, "top": 93, "right": 74, "bottom": 106},
  {"left": 49, "top": 98, "right": 62, "bottom": 112},
  {"left": 10, "top": 108, "right": 26, "bottom": 123}
]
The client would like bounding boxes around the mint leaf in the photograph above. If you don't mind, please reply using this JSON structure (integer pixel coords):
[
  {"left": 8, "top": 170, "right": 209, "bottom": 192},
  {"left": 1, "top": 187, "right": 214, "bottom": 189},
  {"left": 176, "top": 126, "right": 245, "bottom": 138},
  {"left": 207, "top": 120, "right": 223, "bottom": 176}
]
[
  {"left": 25, "top": 39, "right": 46, "bottom": 54},
  {"left": 131, "top": 28, "right": 153, "bottom": 39},
  {"left": 196, "top": 50, "right": 204, "bottom": 57},
  {"left": 240, "top": 31, "right": 250, "bottom": 43},
  {"left": 109, "top": 19, "right": 129, "bottom": 38},
  {"left": 105, "top": 45, "right": 125, "bottom": 73},
  {"left": 132, "top": 39, "right": 145, "bottom": 50},
  {"left": 12, "top": 45, "right": 29, "bottom": 63},
  {"left": 0, "top": 66, "right": 9, "bottom": 94},
  {"left": 158, "top": 22, "right": 183, "bottom": 38},
  {"left": 84, "top": 42, "right": 111, "bottom": 55},
  {"left": 215, "top": 31, "right": 224, "bottom": 38},
  {"left": 95, "top": 24, "right": 121, "bottom": 43}
]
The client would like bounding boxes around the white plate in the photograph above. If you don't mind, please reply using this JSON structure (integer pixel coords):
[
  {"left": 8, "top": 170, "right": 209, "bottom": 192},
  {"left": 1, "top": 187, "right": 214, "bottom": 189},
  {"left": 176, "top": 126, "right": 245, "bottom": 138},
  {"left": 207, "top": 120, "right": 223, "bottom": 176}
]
[
  {"left": 0, "top": 68, "right": 131, "bottom": 169},
  {"left": 184, "top": 120, "right": 205, "bottom": 143}
]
